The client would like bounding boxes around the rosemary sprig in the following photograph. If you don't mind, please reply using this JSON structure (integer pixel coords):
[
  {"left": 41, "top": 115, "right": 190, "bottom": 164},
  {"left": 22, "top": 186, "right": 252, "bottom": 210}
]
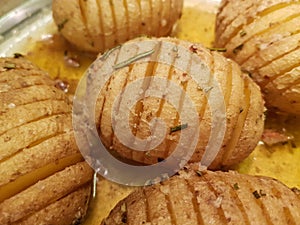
[
  {"left": 207, "top": 47, "right": 227, "bottom": 52},
  {"left": 170, "top": 123, "right": 188, "bottom": 134},
  {"left": 13, "top": 53, "right": 23, "bottom": 58},
  {"left": 240, "top": 30, "right": 247, "bottom": 37},
  {"left": 233, "top": 183, "right": 240, "bottom": 190},
  {"left": 233, "top": 44, "right": 244, "bottom": 54},
  {"left": 101, "top": 45, "right": 121, "bottom": 61},
  {"left": 58, "top": 19, "right": 69, "bottom": 31},
  {"left": 113, "top": 48, "right": 155, "bottom": 70}
]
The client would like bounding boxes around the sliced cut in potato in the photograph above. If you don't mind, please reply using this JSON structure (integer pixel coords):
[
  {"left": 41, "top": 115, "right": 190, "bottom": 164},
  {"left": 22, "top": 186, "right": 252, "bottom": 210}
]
[
  {"left": 52, "top": 0, "right": 184, "bottom": 53},
  {"left": 215, "top": 0, "right": 300, "bottom": 114},
  {"left": 102, "top": 168, "right": 300, "bottom": 225},
  {"left": 13, "top": 184, "right": 91, "bottom": 225},
  {"left": 93, "top": 37, "right": 265, "bottom": 169},
  {"left": 0, "top": 57, "right": 93, "bottom": 225}
]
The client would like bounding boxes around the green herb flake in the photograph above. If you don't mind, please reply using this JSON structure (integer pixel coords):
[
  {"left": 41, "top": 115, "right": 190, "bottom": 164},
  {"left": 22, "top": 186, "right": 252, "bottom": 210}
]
[
  {"left": 58, "top": 19, "right": 69, "bottom": 31},
  {"left": 242, "top": 69, "right": 253, "bottom": 78},
  {"left": 207, "top": 47, "right": 227, "bottom": 52},
  {"left": 101, "top": 45, "right": 121, "bottom": 61},
  {"left": 4, "top": 62, "right": 16, "bottom": 70},
  {"left": 253, "top": 190, "right": 261, "bottom": 199},
  {"left": 170, "top": 123, "right": 188, "bottom": 134},
  {"left": 113, "top": 48, "right": 155, "bottom": 70},
  {"left": 196, "top": 170, "right": 203, "bottom": 176},
  {"left": 13, "top": 53, "right": 23, "bottom": 58},
  {"left": 259, "top": 190, "right": 266, "bottom": 197},
  {"left": 240, "top": 30, "right": 247, "bottom": 37},
  {"left": 233, "top": 183, "right": 240, "bottom": 190},
  {"left": 233, "top": 44, "right": 244, "bottom": 54}
]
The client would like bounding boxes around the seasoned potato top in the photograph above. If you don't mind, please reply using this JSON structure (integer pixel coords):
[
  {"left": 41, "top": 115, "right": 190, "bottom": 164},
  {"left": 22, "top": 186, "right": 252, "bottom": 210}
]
[
  {"left": 52, "top": 0, "right": 183, "bottom": 53},
  {"left": 102, "top": 167, "right": 300, "bottom": 225},
  {"left": 91, "top": 37, "right": 265, "bottom": 170}
]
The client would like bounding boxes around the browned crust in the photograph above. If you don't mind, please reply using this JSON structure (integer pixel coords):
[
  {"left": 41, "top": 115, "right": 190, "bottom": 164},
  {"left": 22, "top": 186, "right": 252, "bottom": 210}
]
[
  {"left": 13, "top": 184, "right": 92, "bottom": 225},
  {"left": 0, "top": 162, "right": 93, "bottom": 224},
  {"left": 102, "top": 169, "right": 300, "bottom": 225}
]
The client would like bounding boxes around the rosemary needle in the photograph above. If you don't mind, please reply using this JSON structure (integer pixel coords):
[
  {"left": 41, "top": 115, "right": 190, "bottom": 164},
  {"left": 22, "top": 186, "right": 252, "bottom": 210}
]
[
  {"left": 113, "top": 48, "right": 155, "bottom": 69},
  {"left": 101, "top": 45, "right": 121, "bottom": 61}
]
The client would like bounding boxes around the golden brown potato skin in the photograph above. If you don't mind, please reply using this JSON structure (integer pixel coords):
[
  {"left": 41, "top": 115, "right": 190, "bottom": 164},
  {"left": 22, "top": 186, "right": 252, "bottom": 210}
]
[
  {"left": 102, "top": 168, "right": 300, "bottom": 225},
  {"left": 52, "top": 0, "right": 183, "bottom": 53},
  {"left": 215, "top": 0, "right": 300, "bottom": 114},
  {"left": 95, "top": 37, "right": 265, "bottom": 169},
  {"left": 0, "top": 57, "right": 93, "bottom": 225}
]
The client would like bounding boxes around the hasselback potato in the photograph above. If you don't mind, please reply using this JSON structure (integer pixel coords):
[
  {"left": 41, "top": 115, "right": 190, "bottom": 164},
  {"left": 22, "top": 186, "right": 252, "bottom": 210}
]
[
  {"left": 0, "top": 57, "right": 93, "bottom": 225},
  {"left": 92, "top": 37, "right": 265, "bottom": 169},
  {"left": 215, "top": 0, "right": 300, "bottom": 114},
  {"left": 52, "top": 0, "right": 183, "bottom": 53},
  {"left": 102, "top": 168, "right": 300, "bottom": 225}
]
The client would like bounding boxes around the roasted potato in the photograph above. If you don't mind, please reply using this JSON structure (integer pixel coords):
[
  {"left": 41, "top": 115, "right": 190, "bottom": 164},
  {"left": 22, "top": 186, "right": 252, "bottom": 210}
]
[
  {"left": 0, "top": 57, "right": 93, "bottom": 225},
  {"left": 215, "top": 0, "right": 300, "bottom": 114},
  {"left": 93, "top": 37, "right": 265, "bottom": 169},
  {"left": 102, "top": 167, "right": 300, "bottom": 225},
  {"left": 52, "top": 0, "right": 183, "bottom": 53}
]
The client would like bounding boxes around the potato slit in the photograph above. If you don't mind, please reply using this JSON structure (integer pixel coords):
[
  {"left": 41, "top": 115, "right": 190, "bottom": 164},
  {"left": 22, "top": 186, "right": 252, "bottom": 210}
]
[
  {"left": 241, "top": 29, "right": 300, "bottom": 68},
  {"left": 216, "top": 1, "right": 254, "bottom": 39},
  {"left": 0, "top": 132, "right": 77, "bottom": 186},
  {"left": 258, "top": 45, "right": 300, "bottom": 86},
  {"left": 122, "top": 0, "right": 130, "bottom": 40},
  {"left": 268, "top": 186, "right": 293, "bottom": 224},
  {"left": 165, "top": 58, "right": 191, "bottom": 158},
  {"left": 201, "top": 176, "right": 229, "bottom": 223},
  {"left": 109, "top": 0, "right": 118, "bottom": 45},
  {"left": 155, "top": 0, "right": 162, "bottom": 37},
  {"left": 78, "top": 0, "right": 87, "bottom": 30},
  {"left": 96, "top": 0, "right": 106, "bottom": 50},
  {"left": 78, "top": 0, "right": 97, "bottom": 50},
  {"left": 0, "top": 114, "right": 71, "bottom": 161},
  {"left": 142, "top": 189, "right": 151, "bottom": 223},
  {"left": 15, "top": 184, "right": 91, "bottom": 225},
  {"left": 0, "top": 100, "right": 70, "bottom": 136},
  {"left": 110, "top": 66, "right": 134, "bottom": 150},
  {"left": 271, "top": 181, "right": 300, "bottom": 223},
  {"left": 185, "top": 179, "right": 204, "bottom": 225},
  {"left": 161, "top": 190, "right": 178, "bottom": 225},
  {"left": 158, "top": 46, "right": 181, "bottom": 159},
  {"left": 130, "top": 43, "right": 161, "bottom": 160},
  {"left": 147, "top": 60, "right": 175, "bottom": 160},
  {"left": 0, "top": 162, "right": 92, "bottom": 224},
  {"left": 136, "top": 0, "right": 142, "bottom": 35},
  {"left": 0, "top": 75, "right": 53, "bottom": 92},
  {"left": 242, "top": 178, "right": 273, "bottom": 224},
  {"left": 220, "top": 2, "right": 300, "bottom": 47},
  {"left": 0, "top": 112, "right": 69, "bottom": 139},
  {"left": 149, "top": 0, "right": 153, "bottom": 34},
  {"left": 0, "top": 85, "right": 66, "bottom": 110},
  {"left": 98, "top": 51, "right": 123, "bottom": 148},
  {"left": 237, "top": 21, "right": 300, "bottom": 67},
  {"left": 0, "top": 71, "right": 48, "bottom": 84},
  {"left": 216, "top": 0, "right": 230, "bottom": 17},
  {"left": 224, "top": 60, "right": 233, "bottom": 107},
  {"left": 275, "top": 73, "right": 300, "bottom": 96},
  {"left": 260, "top": 47, "right": 300, "bottom": 88},
  {"left": 217, "top": 174, "right": 251, "bottom": 225},
  {"left": 283, "top": 207, "right": 296, "bottom": 225},
  {"left": 165, "top": 0, "right": 172, "bottom": 36},
  {"left": 0, "top": 154, "right": 83, "bottom": 203},
  {"left": 221, "top": 78, "right": 251, "bottom": 166}
]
